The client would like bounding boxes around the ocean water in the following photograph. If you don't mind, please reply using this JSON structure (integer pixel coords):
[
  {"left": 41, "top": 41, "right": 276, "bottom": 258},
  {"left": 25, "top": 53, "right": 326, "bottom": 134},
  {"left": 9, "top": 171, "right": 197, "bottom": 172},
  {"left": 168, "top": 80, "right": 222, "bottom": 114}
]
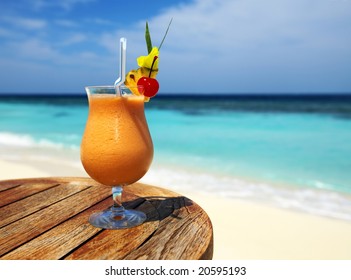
[{"left": 1, "top": 94, "right": 351, "bottom": 220}]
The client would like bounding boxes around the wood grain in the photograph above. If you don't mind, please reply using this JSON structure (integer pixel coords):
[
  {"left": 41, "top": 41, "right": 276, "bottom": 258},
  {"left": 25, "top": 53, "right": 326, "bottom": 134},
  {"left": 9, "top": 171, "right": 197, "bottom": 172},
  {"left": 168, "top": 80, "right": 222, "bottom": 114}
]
[{"left": 0, "top": 177, "right": 213, "bottom": 260}]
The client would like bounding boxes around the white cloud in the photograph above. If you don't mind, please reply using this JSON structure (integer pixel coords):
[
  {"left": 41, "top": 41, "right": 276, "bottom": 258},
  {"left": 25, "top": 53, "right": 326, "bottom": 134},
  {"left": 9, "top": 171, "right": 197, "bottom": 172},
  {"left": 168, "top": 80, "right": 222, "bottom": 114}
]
[
  {"left": 148, "top": 0, "right": 351, "bottom": 53},
  {"left": 1, "top": 0, "right": 351, "bottom": 93},
  {"left": 0, "top": 37, "right": 115, "bottom": 92},
  {"left": 59, "top": 33, "right": 87, "bottom": 46},
  {"left": 31, "top": 0, "right": 96, "bottom": 12},
  {"left": 8, "top": 39, "right": 60, "bottom": 61},
  {"left": 89, "top": 18, "right": 115, "bottom": 25},
  {"left": 0, "top": 27, "right": 13, "bottom": 38},
  {"left": 5, "top": 37, "right": 111, "bottom": 68},
  {"left": 55, "top": 19, "right": 79, "bottom": 28},
  {"left": 1, "top": 16, "right": 47, "bottom": 30},
  {"left": 111, "top": 0, "right": 351, "bottom": 93}
]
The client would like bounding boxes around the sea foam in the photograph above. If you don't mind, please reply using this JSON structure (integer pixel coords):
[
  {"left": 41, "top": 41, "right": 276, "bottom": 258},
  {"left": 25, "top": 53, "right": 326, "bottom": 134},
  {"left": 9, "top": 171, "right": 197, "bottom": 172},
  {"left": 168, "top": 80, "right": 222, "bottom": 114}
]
[{"left": 0, "top": 132, "right": 75, "bottom": 149}]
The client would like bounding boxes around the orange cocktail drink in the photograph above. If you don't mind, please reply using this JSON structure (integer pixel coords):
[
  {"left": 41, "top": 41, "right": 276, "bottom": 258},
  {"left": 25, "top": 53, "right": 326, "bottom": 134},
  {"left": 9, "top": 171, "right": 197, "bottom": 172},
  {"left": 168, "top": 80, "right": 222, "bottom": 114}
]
[
  {"left": 80, "top": 20, "right": 170, "bottom": 229},
  {"left": 80, "top": 86, "right": 153, "bottom": 229},
  {"left": 81, "top": 89, "right": 153, "bottom": 186}
]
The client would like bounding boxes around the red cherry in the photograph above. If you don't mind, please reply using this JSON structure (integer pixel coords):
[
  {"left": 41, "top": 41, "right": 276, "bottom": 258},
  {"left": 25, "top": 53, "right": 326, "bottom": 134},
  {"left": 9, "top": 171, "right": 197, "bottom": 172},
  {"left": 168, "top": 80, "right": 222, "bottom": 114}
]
[{"left": 137, "top": 77, "right": 159, "bottom": 98}]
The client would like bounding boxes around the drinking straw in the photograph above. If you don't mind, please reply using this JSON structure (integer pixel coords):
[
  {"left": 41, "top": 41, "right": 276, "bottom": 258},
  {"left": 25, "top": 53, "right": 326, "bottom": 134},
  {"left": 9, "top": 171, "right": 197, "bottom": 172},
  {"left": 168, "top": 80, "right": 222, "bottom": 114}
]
[{"left": 114, "top": 37, "right": 127, "bottom": 94}]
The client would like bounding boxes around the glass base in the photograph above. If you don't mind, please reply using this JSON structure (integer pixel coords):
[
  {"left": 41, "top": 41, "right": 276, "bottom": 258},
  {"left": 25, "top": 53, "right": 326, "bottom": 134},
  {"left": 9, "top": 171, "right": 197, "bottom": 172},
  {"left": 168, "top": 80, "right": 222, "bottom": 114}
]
[{"left": 89, "top": 207, "right": 147, "bottom": 229}]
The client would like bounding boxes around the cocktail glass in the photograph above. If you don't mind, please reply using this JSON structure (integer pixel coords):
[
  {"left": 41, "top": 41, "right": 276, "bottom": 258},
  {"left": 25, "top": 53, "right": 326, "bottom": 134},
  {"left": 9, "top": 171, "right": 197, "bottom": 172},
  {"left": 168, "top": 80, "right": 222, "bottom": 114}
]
[{"left": 80, "top": 85, "right": 153, "bottom": 229}]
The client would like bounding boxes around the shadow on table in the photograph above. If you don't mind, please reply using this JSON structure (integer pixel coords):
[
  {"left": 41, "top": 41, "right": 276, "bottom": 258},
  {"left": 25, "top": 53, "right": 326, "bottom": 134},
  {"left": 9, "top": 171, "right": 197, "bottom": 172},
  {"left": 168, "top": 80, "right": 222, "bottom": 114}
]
[{"left": 124, "top": 196, "right": 193, "bottom": 222}]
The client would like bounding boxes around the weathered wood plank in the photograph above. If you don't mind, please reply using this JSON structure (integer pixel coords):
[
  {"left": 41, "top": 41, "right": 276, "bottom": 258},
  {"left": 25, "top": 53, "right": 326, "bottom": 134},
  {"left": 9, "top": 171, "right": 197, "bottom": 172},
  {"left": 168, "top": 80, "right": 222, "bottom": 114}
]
[
  {"left": 107, "top": 184, "right": 213, "bottom": 260},
  {"left": 0, "top": 184, "right": 111, "bottom": 256},
  {"left": 0, "top": 182, "right": 20, "bottom": 192},
  {"left": 1, "top": 187, "right": 157, "bottom": 260},
  {"left": 0, "top": 183, "right": 91, "bottom": 228},
  {"left": 124, "top": 196, "right": 213, "bottom": 260},
  {"left": 0, "top": 178, "right": 214, "bottom": 260},
  {"left": 1, "top": 197, "right": 111, "bottom": 260},
  {"left": 0, "top": 177, "right": 73, "bottom": 192},
  {"left": 0, "top": 183, "right": 60, "bottom": 207},
  {"left": 0, "top": 178, "right": 99, "bottom": 227},
  {"left": 64, "top": 199, "right": 159, "bottom": 260},
  {"left": 126, "top": 182, "right": 182, "bottom": 198}
]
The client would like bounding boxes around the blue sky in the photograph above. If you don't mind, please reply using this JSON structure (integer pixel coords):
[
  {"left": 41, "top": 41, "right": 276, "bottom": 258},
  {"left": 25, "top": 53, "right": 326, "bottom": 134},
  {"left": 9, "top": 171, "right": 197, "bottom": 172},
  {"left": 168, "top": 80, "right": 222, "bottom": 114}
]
[{"left": 0, "top": 0, "right": 350, "bottom": 94}]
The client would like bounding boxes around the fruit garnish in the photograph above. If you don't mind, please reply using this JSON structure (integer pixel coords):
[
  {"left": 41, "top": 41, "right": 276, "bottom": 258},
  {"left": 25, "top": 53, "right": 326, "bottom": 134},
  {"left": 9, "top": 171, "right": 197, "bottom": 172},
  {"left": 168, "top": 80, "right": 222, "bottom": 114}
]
[
  {"left": 125, "top": 19, "right": 172, "bottom": 101},
  {"left": 137, "top": 56, "right": 159, "bottom": 97},
  {"left": 137, "top": 77, "right": 159, "bottom": 98},
  {"left": 137, "top": 47, "right": 159, "bottom": 70}
]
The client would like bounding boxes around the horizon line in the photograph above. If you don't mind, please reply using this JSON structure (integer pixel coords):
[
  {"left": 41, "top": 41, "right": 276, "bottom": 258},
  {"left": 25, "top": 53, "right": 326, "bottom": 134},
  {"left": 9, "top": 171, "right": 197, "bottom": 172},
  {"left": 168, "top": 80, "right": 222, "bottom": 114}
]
[{"left": 0, "top": 92, "right": 351, "bottom": 97}]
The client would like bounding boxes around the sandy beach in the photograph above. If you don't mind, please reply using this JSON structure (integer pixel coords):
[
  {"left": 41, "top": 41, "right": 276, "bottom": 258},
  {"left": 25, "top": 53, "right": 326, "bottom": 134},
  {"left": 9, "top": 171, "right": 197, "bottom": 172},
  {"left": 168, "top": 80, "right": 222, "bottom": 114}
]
[{"left": 1, "top": 157, "right": 351, "bottom": 260}]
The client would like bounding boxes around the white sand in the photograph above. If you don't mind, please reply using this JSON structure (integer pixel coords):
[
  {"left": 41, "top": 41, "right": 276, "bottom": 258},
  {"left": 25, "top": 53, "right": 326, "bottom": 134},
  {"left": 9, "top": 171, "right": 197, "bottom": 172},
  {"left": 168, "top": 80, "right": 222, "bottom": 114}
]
[
  {"left": 184, "top": 191, "right": 351, "bottom": 259},
  {"left": 1, "top": 158, "right": 351, "bottom": 260},
  {"left": 0, "top": 159, "right": 49, "bottom": 179}
]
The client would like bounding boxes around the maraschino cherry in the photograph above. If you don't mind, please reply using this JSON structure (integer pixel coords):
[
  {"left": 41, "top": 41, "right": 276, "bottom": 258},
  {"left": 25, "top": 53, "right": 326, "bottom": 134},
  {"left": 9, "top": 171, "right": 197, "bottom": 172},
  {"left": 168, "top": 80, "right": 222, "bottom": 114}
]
[{"left": 137, "top": 56, "right": 159, "bottom": 98}]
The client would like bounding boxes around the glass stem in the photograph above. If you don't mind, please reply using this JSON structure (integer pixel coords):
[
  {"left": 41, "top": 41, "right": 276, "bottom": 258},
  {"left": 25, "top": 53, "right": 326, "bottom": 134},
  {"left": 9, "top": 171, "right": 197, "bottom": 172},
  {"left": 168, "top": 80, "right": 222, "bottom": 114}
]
[{"left": 111, "top": 186, "right": 125, "bottom": 216}]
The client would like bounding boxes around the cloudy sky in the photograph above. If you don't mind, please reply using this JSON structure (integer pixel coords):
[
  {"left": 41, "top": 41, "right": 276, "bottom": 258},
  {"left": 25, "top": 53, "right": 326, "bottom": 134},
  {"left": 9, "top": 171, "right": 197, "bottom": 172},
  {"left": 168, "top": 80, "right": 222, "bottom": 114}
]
[{"left": 0, "top": 0, "right": 350, "bottom": 94}]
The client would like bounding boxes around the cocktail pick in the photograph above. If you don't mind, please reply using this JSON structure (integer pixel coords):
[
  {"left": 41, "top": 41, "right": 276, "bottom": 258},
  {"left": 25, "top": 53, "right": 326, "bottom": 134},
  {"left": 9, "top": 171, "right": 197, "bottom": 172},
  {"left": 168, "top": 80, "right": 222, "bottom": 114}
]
[{"left": 114, "top": 37, "right": 127, "bottom": 95}]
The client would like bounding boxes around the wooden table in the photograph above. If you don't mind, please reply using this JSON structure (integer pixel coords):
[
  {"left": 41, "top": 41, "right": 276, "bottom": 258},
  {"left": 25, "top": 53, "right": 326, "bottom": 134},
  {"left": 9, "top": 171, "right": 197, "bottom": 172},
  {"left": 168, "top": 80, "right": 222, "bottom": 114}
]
[{"left": 0, "top": 177, "right": 213, "bottom": 260}]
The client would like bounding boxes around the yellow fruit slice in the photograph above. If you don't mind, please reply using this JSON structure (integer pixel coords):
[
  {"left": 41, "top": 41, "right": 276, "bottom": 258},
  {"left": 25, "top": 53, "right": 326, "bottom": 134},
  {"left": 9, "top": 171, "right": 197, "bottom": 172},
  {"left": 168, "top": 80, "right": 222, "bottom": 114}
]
[{"left": 125, "top": 67, "right": 158, "bottom": 102}]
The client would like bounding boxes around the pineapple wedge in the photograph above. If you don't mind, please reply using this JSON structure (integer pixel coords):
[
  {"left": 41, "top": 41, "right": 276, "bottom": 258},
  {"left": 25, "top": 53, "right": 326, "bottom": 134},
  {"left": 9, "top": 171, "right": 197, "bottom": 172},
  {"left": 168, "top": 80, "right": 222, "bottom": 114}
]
[{"left": 125, "top": 67, "right": 158, "bottom": 102}]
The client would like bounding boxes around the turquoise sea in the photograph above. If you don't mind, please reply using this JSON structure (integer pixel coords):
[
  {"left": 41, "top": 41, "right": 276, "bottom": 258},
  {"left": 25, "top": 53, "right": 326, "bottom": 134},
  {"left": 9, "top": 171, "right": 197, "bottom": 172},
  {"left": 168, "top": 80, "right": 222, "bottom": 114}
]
[{"left": 1, "top": 94, "right": 351, "bottom": 220}]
